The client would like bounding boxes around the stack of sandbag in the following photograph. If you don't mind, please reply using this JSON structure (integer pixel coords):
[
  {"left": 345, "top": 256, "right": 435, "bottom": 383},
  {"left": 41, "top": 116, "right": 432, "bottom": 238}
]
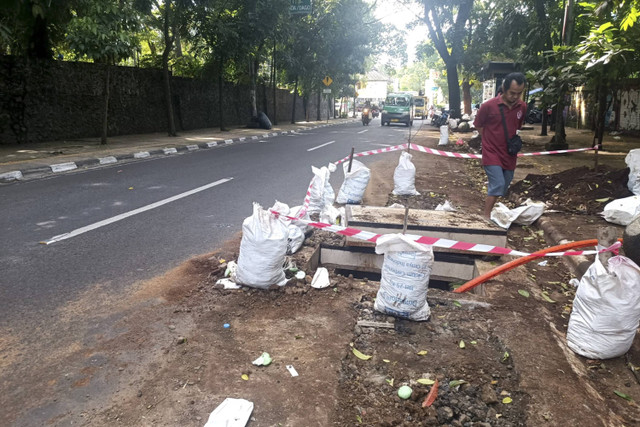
[
  {"left": 236, "top": 202, "right": 289, "bottom": 289},
  {"left": 626, "top": 149, "right": 640, "bottom": 195},
  {"left": 374, "top": 234, "right": 433, "bottom": 321},
  {"left": 566, "top": 255, "right": 640, "bottom": 359},
  {"left": 308, "top": 165, "right": 336, "bottom": 214},
  {"left": 392, "top": 151, "right": 420, "bottom": 196},
  {"left": 336, "top": 159, "right": 370, "bottom": 204}
]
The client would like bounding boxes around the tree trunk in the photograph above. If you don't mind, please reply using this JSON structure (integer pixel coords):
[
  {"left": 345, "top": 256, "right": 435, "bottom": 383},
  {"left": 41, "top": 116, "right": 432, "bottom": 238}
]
[
  {"left": 249, "top": 57, "right": 258, "bottom": 118},
  {"left": 218, "top": 59, "right": 227, "bottom": 131},
  {"left": 161, "top": 3, "right": 176, "bottom": 136},
  {"left": 594, "top": 80, "right": 608, "bottom": 148},
  {"left": 272, "top": 40, "right": 277, "bottom": 125},
  {"left": 101, "top": 66, "right": 110, "bottom": 145},
  {"left": 262, "top": 81, "right": 268, "bottom": 117},
  {"left": 291, "top": 76, "right": 298, "bottom": 124},
  {"left": 462, "top": 78, "right": 471, "bottom": 115},
  {"left": 317, "top": 91, "right": 321, "bottom": 121},
  {"left": 540, "top": 103, "right": 548, "bottom": 136},
  {"left": 445, "top": 61, "right": 462, "bottom": 119}
]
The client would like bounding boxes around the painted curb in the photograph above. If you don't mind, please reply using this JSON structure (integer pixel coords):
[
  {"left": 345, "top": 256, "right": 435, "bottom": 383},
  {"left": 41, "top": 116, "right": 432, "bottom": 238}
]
[{"left": 0, "top": 119, "right": 358, "bottom": 183}]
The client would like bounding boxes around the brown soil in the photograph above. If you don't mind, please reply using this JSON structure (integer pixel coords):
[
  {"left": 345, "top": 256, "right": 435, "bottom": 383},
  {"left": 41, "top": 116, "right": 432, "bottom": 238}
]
[{"left": 3, "top": 123, "right": 640, "bottom": 426}]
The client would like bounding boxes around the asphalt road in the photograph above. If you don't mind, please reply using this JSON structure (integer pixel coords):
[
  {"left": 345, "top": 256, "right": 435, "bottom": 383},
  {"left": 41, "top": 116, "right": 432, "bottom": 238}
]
[{"left": 0, "top": 118, "right": 425, "bottom": 330}]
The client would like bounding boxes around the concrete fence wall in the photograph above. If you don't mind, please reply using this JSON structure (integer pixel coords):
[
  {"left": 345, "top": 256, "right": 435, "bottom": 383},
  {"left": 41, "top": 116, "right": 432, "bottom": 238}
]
[{"left": 0, "top": 56, "right": 330, "bottom": 144}]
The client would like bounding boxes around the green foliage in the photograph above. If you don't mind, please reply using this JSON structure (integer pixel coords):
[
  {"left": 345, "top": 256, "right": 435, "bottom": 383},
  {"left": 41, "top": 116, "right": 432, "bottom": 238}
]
[{"left": 66, "top": 0, "right": 142, "bottom": 63}]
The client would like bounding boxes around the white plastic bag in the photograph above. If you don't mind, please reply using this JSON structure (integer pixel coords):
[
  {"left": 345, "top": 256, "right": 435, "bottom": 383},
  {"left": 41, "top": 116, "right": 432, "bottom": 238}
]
[
  {"left": 336, "top": 159, "right": 370, "bottom": 204},
  {"left": 490, "top": 199, "right": 545, "bottom": 229},
  {"left": 625, "top": 149, "right": 640, "bottom": 195},
  {"left": 320, "top": 204, "right": 343, "bottom": 225},
  {"left": 235, "top": 202, "right": 289, "bottom": 289},
  {"left": 204, "top": 398, "right": 253, "bottom": 427},
  {"left": 566, "top": 255, "right": 640, "bottom": 359},
  {"left": 374, "top": 234, "right": 433, "bottom": 321},
  {"left": 308, "top": 165, "right": 336, "bottom": 214},
  {"left": 392, "top": 151, "right": 420, "bottom": 196},
  {"left": 286, "top": 224, "right": 304, "bottom": 255},
  {"left": 435, "top": 200, "right": 456, "bottom": 211},
  {"left": 602, "top": 195, "right": 640, "bottom": 225},
  {"left": 289, "top": 205, "right": 312, "bottom": 233},
  {"left": 438, "top": 125, "right": 449, "bottom": 146}
]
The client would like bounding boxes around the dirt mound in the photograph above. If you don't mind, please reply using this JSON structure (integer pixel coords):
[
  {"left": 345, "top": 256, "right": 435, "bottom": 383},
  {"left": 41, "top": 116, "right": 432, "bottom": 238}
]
[{"left": 510, "top": 165, "right": 631, "bottom": 214}]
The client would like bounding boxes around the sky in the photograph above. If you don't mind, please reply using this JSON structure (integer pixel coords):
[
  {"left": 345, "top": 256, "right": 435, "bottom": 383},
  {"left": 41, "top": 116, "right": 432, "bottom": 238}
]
[{"left": 373, "top": 0, "right": 429, "bottom": 64}]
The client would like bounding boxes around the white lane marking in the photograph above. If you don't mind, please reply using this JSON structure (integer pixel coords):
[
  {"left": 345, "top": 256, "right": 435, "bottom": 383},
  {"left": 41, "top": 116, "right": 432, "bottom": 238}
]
[
  {"left": 307, "top": 140, "right": 336, "bottom": 152},
  {"left": 43, "top": 177, "right": 234, "bottom": 245},
  {"left": 357, "top": 129, "right": 368, "bottom": 134},
  {"left": 370, "top": 143, "right": 392, "bottom": 147}
]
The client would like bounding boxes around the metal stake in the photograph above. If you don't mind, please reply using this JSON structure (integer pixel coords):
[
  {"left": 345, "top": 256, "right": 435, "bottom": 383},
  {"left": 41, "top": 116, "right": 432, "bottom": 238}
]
[{"left": 347, "top": 147, "right": 355, "bottom": 173}]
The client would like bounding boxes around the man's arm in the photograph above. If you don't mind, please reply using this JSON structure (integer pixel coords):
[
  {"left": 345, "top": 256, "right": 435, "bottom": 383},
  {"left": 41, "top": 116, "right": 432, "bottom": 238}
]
[{"left": 476, "top": 127, "right": 483, "bottom": 137}]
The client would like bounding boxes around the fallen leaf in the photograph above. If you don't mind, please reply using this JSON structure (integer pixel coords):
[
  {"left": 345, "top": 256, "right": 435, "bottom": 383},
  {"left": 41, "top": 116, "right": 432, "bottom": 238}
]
[
  {"left": 500, "top": 390, "right": 510, "bottom": 396},
  {"left": 595, "top": 197, "right": 611, "bottom": 203},
  {"left": 523, "top": 237, "right": 535, "bottom": 241},
  {"left": 417, "top": 350, "right": 429, "bottom": 356},
  {"left": 502, "top": 397, "right": 513, "bottom": 404},
  {"left": 459, "top": 340, "right": 466, "bottom": 349},
  {"left": 502, "top": 351, "right": 510, "bottom": 362},
  {"left": 128, "top": 187, "right": 134, "bottom": 190},
  {"left": 422, "top": 379, "right": 439, "bottom": 408},
  {"left": 449, "top": 380, "right": 467, "bottom": 388},
  {"left": 615, "top": 390, "right": 633, "bottom": 401},
  {"left": 541, "top": 291, "right": 556, "bottom": 303},
  {"left": 352, "top": 347, "right": 372, "bottom": 360},
  {"left": 518, "top": 289, "right": 530, "bottom": 298},
  {"left": 386, "top": 378, "right": 394, "bottom": 386},
  {"left": 417, "top": 378, "right": 436, "bottom": 385},
  {"left": 383, "top": 359, "right": 390, "bottom": 363},
  {"left": 453, "top": 300, "right": 462, "bottom": 307},
  {"left": 241, "top": 374, "right": 249, "bottom": 381},
  {"left": 555, "top": 183, "right": 562, "bottom": 189},
  {"left": 491, "top": 380, "right": 498, "bottom": 385},
  {"left": 471, "top": 340, "right": 477, "bottom": 345},
  {"left": 219, "top": 259, "right": 226, "bottom": 263},
  {"left": 356, "top": 414, "right": 363, "bottom": 423}
]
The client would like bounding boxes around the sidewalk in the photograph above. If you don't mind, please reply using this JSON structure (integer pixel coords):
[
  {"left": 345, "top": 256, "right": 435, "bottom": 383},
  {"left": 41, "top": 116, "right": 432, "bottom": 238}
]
[{"left": 0, "top": 118, "right": 356, "bottom": 182}]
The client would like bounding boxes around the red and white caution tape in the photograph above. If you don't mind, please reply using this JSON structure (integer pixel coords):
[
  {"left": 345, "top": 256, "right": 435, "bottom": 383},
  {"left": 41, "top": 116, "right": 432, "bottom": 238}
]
[
  {"left": 408, "top": 143, "right": 596, "bottom": 159},
  {"left": 272, "top": 210, "right": 620, "bottom": 258},
  {"left": 296, "top": 178, "right": 314, "bottom": 219},
  {"left": 334, "top": 143, "right": 408, "bottom": 164},
  {"left": 409, "top": 143, "right": 481, "bottom": 159}
]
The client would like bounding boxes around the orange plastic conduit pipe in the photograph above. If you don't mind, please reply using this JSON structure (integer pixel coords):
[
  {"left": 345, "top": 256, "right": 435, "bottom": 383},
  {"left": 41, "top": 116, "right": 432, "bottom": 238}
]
[{"left": 453, "top": 239, "right": 599, "bottom": 294}]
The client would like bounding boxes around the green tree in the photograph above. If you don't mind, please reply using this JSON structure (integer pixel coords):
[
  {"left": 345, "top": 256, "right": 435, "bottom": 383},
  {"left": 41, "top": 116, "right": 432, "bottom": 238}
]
[
  {"left": 66, "top": 0, "right": 142, "bottom": 144},
  {"left": 420, "top": 0, "right": 474, "bottom": 119}
]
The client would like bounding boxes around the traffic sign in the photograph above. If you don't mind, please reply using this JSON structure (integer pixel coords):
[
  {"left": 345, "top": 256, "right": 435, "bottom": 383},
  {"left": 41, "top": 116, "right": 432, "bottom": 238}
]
[
  {"left": 323, "top": 88, "right": 331, "bottom": 94},
  {"left": 322, "top": 76, "right": 333, "bottom": 86}
]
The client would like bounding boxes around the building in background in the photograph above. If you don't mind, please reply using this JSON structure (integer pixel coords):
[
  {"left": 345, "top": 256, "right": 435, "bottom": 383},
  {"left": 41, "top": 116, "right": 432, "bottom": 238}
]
[{"left": 357, "top": 70, "right": 389, "bottom": 107}]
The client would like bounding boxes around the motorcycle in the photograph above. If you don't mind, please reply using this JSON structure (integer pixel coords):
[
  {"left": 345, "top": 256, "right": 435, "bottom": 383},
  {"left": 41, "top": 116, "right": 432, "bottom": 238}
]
[
  {"left": 431, "top": 109, "right": 449, "bottom": 127},
  {"left": 362, "top": 108, "right": 371, "bottom": 126},
  {"left": 371, "top": 107, "right": 380, "bottom": 118}
]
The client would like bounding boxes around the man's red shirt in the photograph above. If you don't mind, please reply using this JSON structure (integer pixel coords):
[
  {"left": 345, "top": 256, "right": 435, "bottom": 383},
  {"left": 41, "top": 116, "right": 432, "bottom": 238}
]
[{"left": 474, "top": 95, "right": 527, "bottom": 170}]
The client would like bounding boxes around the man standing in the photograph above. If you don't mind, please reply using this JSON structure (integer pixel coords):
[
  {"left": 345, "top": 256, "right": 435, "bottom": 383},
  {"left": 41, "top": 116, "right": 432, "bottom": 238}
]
[{"left": 475, "top": 72, "right": 527, "bottom": 219}]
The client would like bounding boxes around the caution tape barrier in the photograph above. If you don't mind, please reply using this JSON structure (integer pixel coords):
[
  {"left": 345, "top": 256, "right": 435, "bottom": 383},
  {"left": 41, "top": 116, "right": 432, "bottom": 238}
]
[{"left": 272, "top": 210, "right": 621, "bottom": 258}]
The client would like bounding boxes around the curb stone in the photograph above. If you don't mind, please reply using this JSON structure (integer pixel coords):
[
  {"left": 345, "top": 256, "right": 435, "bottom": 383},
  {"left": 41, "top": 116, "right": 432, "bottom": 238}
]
[{"left": 0, "top": 120, "right": 357, "bottom": 183}]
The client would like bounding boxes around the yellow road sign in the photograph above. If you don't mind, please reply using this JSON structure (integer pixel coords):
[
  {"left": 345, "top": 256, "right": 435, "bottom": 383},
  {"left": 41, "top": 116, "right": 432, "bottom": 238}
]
[{"left": 322, "top": 76, "right": 333, "bottom": 86}]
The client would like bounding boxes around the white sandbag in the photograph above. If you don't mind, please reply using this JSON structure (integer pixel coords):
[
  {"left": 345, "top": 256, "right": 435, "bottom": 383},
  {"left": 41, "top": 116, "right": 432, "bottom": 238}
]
[
  {"left": 392, "top": 151, "right": 420, "bottom": 196},
  {"left": 289, "top": 205, "right": 312, "bottom": 233},
  {"left": 438, "top": 125, "right": 449, "bottom": 145},
  {"left": 308, "top": 165, "right": 336, "bottom": 214},
  {"left": 320, "top": 204, "right": 343, "bottom": 225},
  {"left": 286, "top": 224, "right": 304, "bottom": 255},
  {"left": 626, "top": 149, "right": 640, "bottom": 195},
  {"left": 602, "top": 195, "right": 640, "bottom": 225},
  {"left": 336, "top": 159, "right": 370, "bottom": 204},
  {"left": 490, "top": 199, "right": 545, "bottom": 229},
  {"left": 374, "top": 234, "right": 433, "bottom": 321},
  {"left": 566, "top": 255, "right": 640, "bottom": 359},
  {"left": 449, "top": 118, "right": 459, "bottom": 129},
  {"left": 235, "top": 202, "right": 289, "bottom": 289}
]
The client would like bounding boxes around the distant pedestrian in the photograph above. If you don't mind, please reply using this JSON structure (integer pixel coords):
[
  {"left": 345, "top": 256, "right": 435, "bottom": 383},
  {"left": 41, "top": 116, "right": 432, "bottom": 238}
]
[{"left": 475, "top": 72, "right": 527, "bottom": 219}]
